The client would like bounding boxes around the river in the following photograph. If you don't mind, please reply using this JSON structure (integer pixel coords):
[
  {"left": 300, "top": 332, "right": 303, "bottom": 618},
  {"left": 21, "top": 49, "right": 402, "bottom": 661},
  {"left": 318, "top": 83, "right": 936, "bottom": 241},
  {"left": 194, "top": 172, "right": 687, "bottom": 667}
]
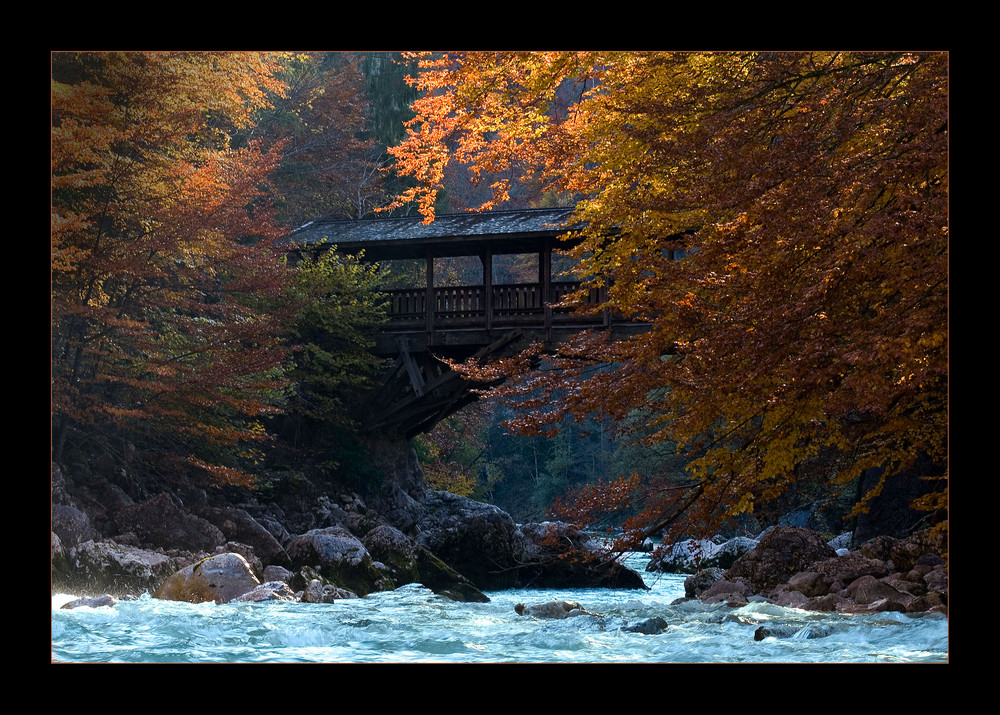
[{"left": 51, "top": 552, "right": 948, "bottom": 663}]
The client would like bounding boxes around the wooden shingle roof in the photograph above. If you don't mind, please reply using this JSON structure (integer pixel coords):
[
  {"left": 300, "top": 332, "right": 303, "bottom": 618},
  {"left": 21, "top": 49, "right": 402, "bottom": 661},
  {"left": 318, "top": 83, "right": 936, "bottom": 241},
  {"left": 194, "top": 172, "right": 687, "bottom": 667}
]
[{"left": 282, "top": 207, "right": 581, "bottom": 260}]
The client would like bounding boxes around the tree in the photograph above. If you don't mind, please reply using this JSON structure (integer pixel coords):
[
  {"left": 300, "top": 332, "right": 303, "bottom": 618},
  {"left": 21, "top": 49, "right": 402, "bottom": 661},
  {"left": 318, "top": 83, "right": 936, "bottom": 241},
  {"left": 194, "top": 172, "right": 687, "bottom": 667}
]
[
  {"left": 388, "top": 51, "right": 948, "bottom": 543},
  {"left": 281, "top": 246, "right": 389, "bottom": 439},
  {"left": 245, "top": 52, "right": 389, "bottom": 225},
  {"left": 51, "top": 51, "right": 295, "bottom": 486}
]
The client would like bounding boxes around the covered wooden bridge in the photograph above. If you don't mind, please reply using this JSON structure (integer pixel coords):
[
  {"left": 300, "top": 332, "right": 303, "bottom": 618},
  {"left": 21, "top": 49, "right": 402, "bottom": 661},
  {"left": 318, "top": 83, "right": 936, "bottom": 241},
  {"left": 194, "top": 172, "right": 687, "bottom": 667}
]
[{"left": 283, "top": 207, "right": 650, "bottom": 437}]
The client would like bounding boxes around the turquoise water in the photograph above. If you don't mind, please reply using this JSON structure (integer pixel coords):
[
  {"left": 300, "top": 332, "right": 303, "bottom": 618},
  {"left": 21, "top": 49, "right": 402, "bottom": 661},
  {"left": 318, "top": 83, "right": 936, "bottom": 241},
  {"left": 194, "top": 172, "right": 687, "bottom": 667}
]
[{"left": 51, "top": 554, "right": 948, "bottom": 663}]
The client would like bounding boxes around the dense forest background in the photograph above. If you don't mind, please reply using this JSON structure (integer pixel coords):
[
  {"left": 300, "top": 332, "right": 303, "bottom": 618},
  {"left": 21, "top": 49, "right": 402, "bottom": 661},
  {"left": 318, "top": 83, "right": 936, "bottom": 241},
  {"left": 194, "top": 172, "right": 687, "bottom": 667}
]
[{"left": 51, "top": 51, "right": 947, "bottom": 544}]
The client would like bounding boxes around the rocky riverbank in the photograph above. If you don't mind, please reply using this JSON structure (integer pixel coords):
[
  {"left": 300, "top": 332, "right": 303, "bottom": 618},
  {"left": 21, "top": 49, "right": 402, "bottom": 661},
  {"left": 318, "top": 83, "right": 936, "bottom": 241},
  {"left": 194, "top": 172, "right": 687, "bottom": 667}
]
[
  {"left": 51, "top": 435, "right": 947, "bottom": 617},
  {"left": 654, "top": 525, "right": 948, "bottom": 616},
  {"left": 51, "top": 436, "right": 645, "bottom": 606}
]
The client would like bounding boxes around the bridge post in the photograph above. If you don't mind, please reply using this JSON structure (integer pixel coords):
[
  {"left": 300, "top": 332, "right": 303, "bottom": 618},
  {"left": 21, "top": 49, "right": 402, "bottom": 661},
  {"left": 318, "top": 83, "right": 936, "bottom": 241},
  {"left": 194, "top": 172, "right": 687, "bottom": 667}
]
[
  {"left": 425, "top": 250, "right": 435, "bottom": 338},
  {"left": 482, "top": 247, "right": 493, "bottom": 335},
  {"left": 541, "top": 239, "right": 553, "bottom": 341}
]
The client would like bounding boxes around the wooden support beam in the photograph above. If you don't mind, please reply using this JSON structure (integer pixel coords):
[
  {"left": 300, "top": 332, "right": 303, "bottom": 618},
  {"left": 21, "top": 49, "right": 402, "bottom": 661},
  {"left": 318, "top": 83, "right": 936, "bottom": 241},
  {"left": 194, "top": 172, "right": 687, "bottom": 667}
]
[
  {"left": 541, "top": 239, "right": 553, "bottom": 341},
  {"left": 396, "top": 337, "right": 426, "bottom": 398},
  {"left": 482, "top": 247, "right": 493, "bottom": 334},
  {"left": 425, "top": 250, "right": 435, "bottom": 337},
  {"left": 363, "top": 329, "right": 525, "bottom": 437}
]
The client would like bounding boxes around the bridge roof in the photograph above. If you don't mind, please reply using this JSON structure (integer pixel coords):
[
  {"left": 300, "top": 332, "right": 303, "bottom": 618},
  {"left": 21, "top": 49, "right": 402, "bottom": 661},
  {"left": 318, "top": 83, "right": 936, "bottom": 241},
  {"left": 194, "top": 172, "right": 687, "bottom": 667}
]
[{"left": 281, "top": 207, "right": 582, "bottom": 260}]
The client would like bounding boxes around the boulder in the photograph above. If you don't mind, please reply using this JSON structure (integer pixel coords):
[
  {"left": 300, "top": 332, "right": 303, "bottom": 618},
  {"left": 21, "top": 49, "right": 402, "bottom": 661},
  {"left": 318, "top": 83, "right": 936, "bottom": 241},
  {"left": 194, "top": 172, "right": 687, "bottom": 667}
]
[
  {"left": 858, "top": 534, "right": 902, "bottom": 563},
  {"left": 362, "top": 523, "right": 420, "bottom": 586},
  {"left": 60, "top": 594, "right": 118, "bottom": 609},
  {"left": 711, "top": 536, "right": 760, "bottom": 570},
  {"left": 725, "top": 526, "right": 837, "bottom": 593},
  {"left": 52, "top": 504, "right": 95, "bottom": 548},
  {"left": 684, "top": 567, "right": 725, "bottom": 599},
  {"left": 201, "top": 506, "right": 291, "bottom": 568},
  {"left": 416, "top": 490, "right": 524, "bottom": 590},
  {"left": 810, "top": 550, "right": 891, "bottom": 590},
  {"left": 223, "top": 542, "right": 264, "bottom": 578},
  {"left": 361, "top": 522, "right": 488, "bottom": 601},
  {"left": 769, "top": 587, "right": 810, "bottom": 609},
  {"left": 59, "top": 539, "right": 177, "bottom": 596},
  {"left": 108, "top": 492, "right": 226, "bottom": 552},
  {"left": 286, "top": 526, "right": 370, "bottom": 568},
  {"left": 514, "top": 600, "right": 601, "bottom": 619},
  {"left": 923, "top": 565, "right": 948, "bottom": 594},
  {"left": 624, "top": 617, "right": 669, "bottom": 634},
  {"left": 154, "top": 552, "right": 260, "bottom": 604},
  {"left": 231, "top": 581, "right": 297, "bottom": 603},
  {"left": 285, "top": 526, "right": 384, "bottom": 596},
  {"left": 785, "top": 570, "right": 829, "bottom": 598},
  {"left": 300, "top": 578, "right": 358, "bottom": 603},
  {"left": 907, "top": 591, "right": 946, "bottom": 613},
  {"left": 839, "top": 574, "right": 912, "bottom": 611},
  {"left": 647, "top": 536, "right": 757, "bottom": 573},
  {"left": 699, "top": 577, "right": 753, "bottom": 606},
  {"left": 263, "top": 564, "right": 294, "bottom": 583},
  {"left": 516, "top": 521, "right": 648, "bottom": 590},
  {"left": 806, "top": 592, "right": 849, "bottom": 612},
  {"left": 860, "top": 530, "right": 946, "bottom": 573},
  {"left": 411, "top": 547, "right": 490, "bottom": 602}
]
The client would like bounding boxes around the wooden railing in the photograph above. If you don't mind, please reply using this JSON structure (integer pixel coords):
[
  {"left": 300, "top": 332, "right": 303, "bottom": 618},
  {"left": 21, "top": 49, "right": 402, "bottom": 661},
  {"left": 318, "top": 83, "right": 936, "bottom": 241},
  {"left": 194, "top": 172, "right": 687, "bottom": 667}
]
[{"left": 382, "top": 281, "right": 608, "bottom": 331}]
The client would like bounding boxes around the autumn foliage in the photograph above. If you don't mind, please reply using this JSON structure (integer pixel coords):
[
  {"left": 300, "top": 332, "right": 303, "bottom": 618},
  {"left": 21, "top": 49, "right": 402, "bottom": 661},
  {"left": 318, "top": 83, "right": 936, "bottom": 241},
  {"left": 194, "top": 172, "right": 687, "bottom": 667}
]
[
  {"left": 390, "top": 52, "right": 948, "bottom": 541},
  {"left": 252, "top": 52, "right": 388, "bottom": 224},
  {"left": 51, "top": 52, "right": 296, "bottom": 484}
]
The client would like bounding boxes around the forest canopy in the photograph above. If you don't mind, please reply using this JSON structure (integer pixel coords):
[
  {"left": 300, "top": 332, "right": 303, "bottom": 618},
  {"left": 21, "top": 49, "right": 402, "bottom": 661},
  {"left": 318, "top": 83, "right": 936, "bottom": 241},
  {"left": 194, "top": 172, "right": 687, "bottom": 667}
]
[{"left": 389, "top": 51, "right": 948, "bottom": 541}]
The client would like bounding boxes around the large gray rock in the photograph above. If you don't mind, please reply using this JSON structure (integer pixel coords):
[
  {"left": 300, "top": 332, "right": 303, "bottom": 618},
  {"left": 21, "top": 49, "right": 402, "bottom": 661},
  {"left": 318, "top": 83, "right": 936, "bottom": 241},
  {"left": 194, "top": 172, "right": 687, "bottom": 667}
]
[
  {"left": 785, "top": 570, "right": 829, "bottom": 598},
  {"left": 700, "top": 577, "right": 754, "bottom": 606},
  {"left": 362, "top": 523, "right": 420, "bottom": 585},
  {"left": 411, "top": 547, "right": 490, "bottom": 602},
  {"left": 287, "top": 526, "right": 370, "bottom": 569},
  {"left": 648, "top": 536, "right": 758, "bottom": 574},
  {"left": 154, "top": 552, "right": 260, "bottom": 604},
  {"left": 416, "top": 490, "right": 524, "bottom": 590},
  {"left": 285, "top": 526, "right": 384, "bottom": 596},
  {"left": 230, "top": 581, "right": 297, "bottom": 603},
  {"left": 360, "top": 522, "right": 487, "bottom": 601},
  {"left": 60, "top": 540, "right": 177, "bottom": 596}
]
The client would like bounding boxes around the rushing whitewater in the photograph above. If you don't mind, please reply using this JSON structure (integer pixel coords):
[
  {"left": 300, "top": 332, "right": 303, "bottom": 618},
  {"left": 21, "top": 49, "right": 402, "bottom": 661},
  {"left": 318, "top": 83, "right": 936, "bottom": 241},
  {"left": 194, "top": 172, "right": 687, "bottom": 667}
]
[{"left": 51, "top": 553, "right": 947, "bottom": 663}]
